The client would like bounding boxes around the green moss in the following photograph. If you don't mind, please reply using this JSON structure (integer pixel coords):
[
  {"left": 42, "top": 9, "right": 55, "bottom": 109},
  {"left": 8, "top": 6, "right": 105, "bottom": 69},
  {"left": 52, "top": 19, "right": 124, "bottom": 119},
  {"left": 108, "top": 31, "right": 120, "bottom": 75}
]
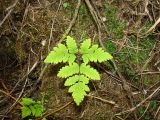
[
  {"left": 141, "top": 20, "right": 153, "bottom": 33},
  {"left": 138, "top": 101, "right": 157, "bottom": 120},
  {"left": 105, "top": 40, "right": 116, "bottom": 54},
  {"left": 104, "top": 4, "right": 126, "bottom": 39},
  {"left": 138, "top": 107, "right": 152, "bottom": 120},
  {"left": 78, "top": 3, "right": 93, "bottom": 25},
  {"left": 105, "top": 34, "right": 156, "bottom": 79},
  {"left": 116, "top": 35, "right": 156, "bottom": 65},
  {"left": 144, "top": 75, "right": 158, "bottom": 87},
  {"left": 144, "top": 78, "right": 152, "bottom": 86},
  {"left": 149, "top": 100, "right": 157, "bottom": 110},
  {"left": 104, "top": 4, "right": 155, "bottom": 67}
]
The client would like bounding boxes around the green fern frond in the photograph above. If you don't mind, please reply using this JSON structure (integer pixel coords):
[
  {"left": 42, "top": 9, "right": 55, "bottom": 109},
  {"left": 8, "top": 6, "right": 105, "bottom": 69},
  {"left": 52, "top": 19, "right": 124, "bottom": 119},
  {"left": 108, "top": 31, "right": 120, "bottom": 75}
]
[
  {"left": 65, "top": 75, "right": 89, "bottom": 86},
  {"left": 65, "top": 75, "right": 79, "bottom": 86},
  {"left": 68, "top": 54, "right": 76, "bottom": 65},
  {"left": 80, "top": 64, "right": 100, "bottom": 80},
  {"left": 44, "top": 44, "right": 69, "bottom": 64},
  {"left": 68, "top": 82, "right": 90, "bottom": 105},
  {"left": 81, "top": 45, "right": 97, "bottom": 63},
  {"left": 58, "top": 63, "right": 79, "bottom": 78},
  {"left": 79, "top": 75, "right": 89, "bottom": 84},
  {"left": 92, "top": 47, "right": 113, "bottom": 62},
  {"left": 44, "top": 36, "right": 113, "bottom": 106},
  {"left": 89, "top": 45, "right": 99, "bottom": 51},
  {"left": 66, "top": 36, "right": 78, "bottom": 53},
  {"left": 63, "top": 53, "right": 70, "bottom": 62},
  {"left": 81, "top": 43, "right": 113, "bottom": 64},
  {"left": 65, "top": 74, "right": 89, "bottom": 105},
  {"left": 80, "top": 39, "right": 91, "bottom": 54},
  {"left": 44, "top": 42, "right": 77, "bottom": 64}
]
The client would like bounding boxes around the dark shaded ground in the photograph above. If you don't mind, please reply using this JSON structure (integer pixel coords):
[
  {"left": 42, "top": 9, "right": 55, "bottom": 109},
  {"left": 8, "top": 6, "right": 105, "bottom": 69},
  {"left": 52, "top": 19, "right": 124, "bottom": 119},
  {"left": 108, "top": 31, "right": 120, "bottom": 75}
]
[{"left": 0, "top": 0, "right": 160, "bottom": 120}]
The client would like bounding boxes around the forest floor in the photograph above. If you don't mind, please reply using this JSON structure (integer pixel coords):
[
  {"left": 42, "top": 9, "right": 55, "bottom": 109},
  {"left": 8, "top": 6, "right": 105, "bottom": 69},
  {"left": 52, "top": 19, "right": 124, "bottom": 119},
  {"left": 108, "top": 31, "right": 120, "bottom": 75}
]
[{"left": 0, "top": 0, "right": 160, "bottom": 120}]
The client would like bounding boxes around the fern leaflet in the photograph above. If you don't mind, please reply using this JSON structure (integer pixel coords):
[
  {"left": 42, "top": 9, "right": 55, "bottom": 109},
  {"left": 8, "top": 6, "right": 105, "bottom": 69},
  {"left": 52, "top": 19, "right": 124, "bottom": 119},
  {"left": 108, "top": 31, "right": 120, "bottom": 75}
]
[
  {"left": 80, "top": 64, "right": 100, "bottom": 80},
  {"left": 65, "top": 75, "right": 89, "bottom": 86},
  {"left": 80, "top": 41, "right": 113, "bottom": 64},
  {"left": 22, "top": 106, "right": 31, "bottom": 118},
  {"left": 68, "top": 54, "right": 76, "bottom": 65},
  {"left": 58, "top": 63, "right": 79, "bottom": 78},
  {"left": 44, "top": 44, "right": 69, "bottom": 64},
  {"left": 68, "top": 82, "right": 90, "bottom": 106},
  {"left": 79, "top": 75, "right": 89, "bottom": 84},
  {"left": 66, "top": 36, "right": 78, "bottom": 54},
  {"left": 80, "top": 39, "right": 91, "bottom": 54},
  {"left": 93, "top": 48, "right": 113, "bottom": 62},
  {"left": 44, "top": 36, "right": 78, "bottom": 64}
]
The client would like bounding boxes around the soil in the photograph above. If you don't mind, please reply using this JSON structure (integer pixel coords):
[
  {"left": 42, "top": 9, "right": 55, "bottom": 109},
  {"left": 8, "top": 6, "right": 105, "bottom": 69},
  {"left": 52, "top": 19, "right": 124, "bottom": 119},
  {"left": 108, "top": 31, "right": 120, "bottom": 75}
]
[{"left": 0, "top": 0, "right": 160, "bottom": 120}]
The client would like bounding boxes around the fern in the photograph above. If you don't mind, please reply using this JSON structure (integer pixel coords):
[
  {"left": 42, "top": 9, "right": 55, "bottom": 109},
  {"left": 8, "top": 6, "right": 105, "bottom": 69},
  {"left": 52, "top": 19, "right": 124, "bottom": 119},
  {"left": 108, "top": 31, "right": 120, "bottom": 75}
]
[
  {"left": 66, "top": 36, "right": 78, "bottom": 54},
  {"left": 44, "top": 44, "right": 68, "bottom": 64},
  {"left": 79, "top": 39, "right": 91, "bottom": 54},
  {"left": 44, "top": 36, "right": 113, "bottom": 105},
  {"left": 80, "top": 64, "right": 100, "bottom": 80},
  {"left": 80, "top": 39, "right": 113, "bottom": 64},
  {"left": 20, "top": 98, "right": 45, "bottom": 119},
  {"left": 68, "top": 54, "right": 76, "bottom": 65},
  {"left": 69, "top": 82, "right": 90, "bottom": 106},
  {"left": 65, "top": 75, "right": 89, "bottom": 86},
  {"left": 44, "top": 36, "right": 78, "bottom": 64},
  {"left": 58, "top": 63, "right": 79, "bottom": 78},
  {"left": 64, "top": 74, "right": 90, "bottom": 105},
  {"left": 92, "top": 47, "right": 113, "bottom": 62}
]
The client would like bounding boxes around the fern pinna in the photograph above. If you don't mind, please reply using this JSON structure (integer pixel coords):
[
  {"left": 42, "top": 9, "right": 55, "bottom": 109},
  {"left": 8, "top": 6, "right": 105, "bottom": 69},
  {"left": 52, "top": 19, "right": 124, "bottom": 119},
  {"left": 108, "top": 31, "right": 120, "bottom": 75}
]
[{"left": 44, "top": 36, "right": 113, "bottom": 105}]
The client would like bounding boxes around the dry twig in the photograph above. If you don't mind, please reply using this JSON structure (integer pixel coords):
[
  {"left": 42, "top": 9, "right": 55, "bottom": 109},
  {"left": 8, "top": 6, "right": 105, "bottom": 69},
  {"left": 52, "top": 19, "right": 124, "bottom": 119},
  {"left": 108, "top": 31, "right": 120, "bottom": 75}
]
[
  {"left": 87, "top": 94, "right": 117, "bottom": 106},
  {"left": 39, "top": 101, "right": 73, "bottom": 120},
  {"left": 145, "top": 17, "right": 160, "bottom": 35},
  {"left": 0, "top": 90, "right": 17, "bottom": 102}
]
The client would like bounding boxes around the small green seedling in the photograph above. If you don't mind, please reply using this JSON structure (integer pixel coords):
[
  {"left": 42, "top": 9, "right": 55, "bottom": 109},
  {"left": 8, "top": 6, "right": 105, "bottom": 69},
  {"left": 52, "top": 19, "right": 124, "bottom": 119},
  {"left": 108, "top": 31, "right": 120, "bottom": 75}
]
[
  {"left": 20, "top": 98, "right": 45, "bottom": 119},
  {"left": 63, "top": 2, "right": 69, "bottom": 9},
  {"left": 44, "top": 36, "right": 113, "bottom": 105}
]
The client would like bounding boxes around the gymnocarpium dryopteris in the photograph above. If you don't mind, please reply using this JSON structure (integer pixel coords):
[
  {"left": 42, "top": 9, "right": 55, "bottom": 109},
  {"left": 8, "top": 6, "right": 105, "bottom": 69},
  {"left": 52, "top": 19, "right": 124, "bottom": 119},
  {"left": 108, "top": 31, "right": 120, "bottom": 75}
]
[{"left": 44, "top": 36, "right": 113, "bottom": 105}]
